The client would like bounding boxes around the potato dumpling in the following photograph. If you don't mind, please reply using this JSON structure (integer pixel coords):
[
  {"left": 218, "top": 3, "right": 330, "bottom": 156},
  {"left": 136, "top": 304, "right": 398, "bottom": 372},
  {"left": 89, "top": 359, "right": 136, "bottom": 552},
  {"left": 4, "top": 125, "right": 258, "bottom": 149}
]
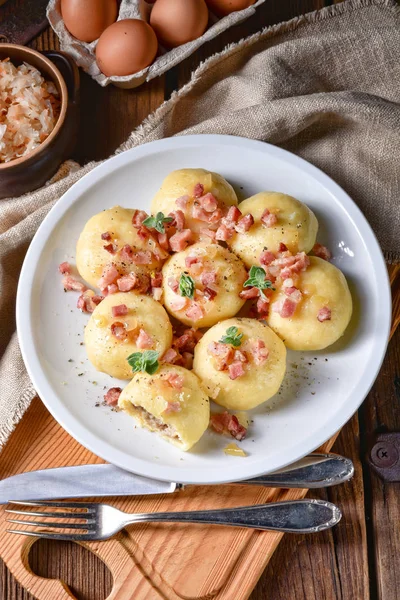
[
  {"left": 118, "top": 365, "right": 210, "bottom": 451},
  {"left": 193, "top": 317, "right": 287, "bottom": 410},
  {"left": 84, "top": 292, "right": 172, "bottom": 379},
  {"left": 151, "top": 168, "right": 238, "bottom": 237},
  {"left": 162, "top": 242, "right": 247, "bottom": 328},
  {"left": 267, "top": 257, "right": 352, "bottom": 351},
  {"left": 228, "top": 192, "right": 318, "bottom": 268},
  {"left": 76, "top": 206, "right": 164, "bottom": 289}
]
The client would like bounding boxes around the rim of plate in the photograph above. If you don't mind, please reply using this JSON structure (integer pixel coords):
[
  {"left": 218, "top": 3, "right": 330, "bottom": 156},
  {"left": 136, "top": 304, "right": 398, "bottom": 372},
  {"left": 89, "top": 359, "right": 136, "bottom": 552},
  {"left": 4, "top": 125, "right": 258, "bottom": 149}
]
[{"left": 16, "top": 135, "right": 392, "bottom": 483}]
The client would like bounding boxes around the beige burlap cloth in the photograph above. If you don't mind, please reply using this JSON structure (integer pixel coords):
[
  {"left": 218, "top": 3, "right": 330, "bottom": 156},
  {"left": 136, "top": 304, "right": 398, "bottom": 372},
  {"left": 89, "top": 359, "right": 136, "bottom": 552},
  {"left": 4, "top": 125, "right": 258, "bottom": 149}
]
[{"left": 1, "top": 0, "right": 399, "bottom": 449}]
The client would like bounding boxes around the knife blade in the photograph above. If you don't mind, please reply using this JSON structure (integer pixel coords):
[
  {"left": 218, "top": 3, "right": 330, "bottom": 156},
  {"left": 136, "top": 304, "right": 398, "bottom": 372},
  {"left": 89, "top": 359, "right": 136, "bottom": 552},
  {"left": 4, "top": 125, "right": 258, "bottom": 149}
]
[{"left": 0, "top": 453, "right": 353, "bottom": 503}]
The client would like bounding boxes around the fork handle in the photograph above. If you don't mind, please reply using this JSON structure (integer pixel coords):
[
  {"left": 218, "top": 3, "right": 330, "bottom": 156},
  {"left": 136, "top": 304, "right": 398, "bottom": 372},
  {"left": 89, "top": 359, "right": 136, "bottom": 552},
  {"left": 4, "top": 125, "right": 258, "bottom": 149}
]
[{"left": 125, "top": 499, "right": 341, "bottom": 534}]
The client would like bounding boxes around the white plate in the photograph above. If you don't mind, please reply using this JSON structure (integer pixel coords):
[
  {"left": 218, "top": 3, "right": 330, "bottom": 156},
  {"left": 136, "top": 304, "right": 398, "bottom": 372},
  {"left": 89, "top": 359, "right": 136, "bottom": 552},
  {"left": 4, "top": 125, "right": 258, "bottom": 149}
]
[{"left": 17, "top": 135, "right": 391, "bottom": 484}]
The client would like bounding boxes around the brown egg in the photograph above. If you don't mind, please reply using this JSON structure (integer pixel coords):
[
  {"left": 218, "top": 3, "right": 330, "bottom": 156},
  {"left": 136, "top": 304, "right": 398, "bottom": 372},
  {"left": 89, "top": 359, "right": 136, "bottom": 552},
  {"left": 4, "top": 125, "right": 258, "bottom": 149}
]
[
  {"left": 205, "top": 0, "right": 255, "bottom": 17},
  {"left": 96, "top": 19, "right": 158, "bottom": 77},
  {"left": 61, "top": 0, "right": 118, "bottom": 43},
  {"left": 150, "top": 0, "right": 208, "bottom": 48}
]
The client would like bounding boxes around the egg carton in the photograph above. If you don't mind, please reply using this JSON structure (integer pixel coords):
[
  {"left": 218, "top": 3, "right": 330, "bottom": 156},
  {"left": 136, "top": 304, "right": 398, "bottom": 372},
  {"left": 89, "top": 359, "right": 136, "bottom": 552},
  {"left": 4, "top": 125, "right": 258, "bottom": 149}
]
[{"left": 47, "top": 0, "right": 267, "bottom": 88}]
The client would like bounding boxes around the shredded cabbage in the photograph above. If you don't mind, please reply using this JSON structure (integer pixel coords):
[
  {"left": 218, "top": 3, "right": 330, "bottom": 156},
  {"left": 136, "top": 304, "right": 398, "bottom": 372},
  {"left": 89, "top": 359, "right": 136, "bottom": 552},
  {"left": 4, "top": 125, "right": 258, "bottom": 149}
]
[{"left": 0, "top": 58, "right": 60, "bottom": 163}]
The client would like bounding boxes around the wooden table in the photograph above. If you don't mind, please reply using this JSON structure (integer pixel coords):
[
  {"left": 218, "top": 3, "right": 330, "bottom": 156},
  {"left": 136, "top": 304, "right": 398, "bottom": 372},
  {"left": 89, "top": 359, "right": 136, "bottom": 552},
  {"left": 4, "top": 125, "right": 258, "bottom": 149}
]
[{"left": 1, "top": 1, "right": 399, "bottom": 598}]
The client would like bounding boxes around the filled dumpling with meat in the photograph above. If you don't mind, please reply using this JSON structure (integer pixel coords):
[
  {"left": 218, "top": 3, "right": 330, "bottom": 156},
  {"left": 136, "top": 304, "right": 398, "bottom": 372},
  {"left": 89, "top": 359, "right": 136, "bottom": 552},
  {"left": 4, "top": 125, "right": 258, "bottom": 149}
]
[
  {"left": 118, "top": 365, "right": 210, "bottom": 451},
  {"left": 228, "top": 192, "right": 318, "bottom": 268},
  {"left": 84, "top": 292, "right": 172, "bottom": 379},
  {"left": 267, "top": 256, "right": 352, "bottom": 351},
  {"left": 193, "top": 317, "right": 287, "bottom": 410},
  {"left": 76, "top": 206, "right": 166, "bottom": 291},
  {"left": 150, "top": 168, "right": 238, "bottom": 241},
  {"left": 162, "top": 242, "right": 247, "bottom": 328}
]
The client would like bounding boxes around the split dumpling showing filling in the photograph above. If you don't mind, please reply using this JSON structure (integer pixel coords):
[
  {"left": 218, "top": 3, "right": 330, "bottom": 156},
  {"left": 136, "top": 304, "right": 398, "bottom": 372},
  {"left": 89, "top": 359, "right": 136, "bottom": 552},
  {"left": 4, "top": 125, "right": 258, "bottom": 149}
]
[
  {"left": 193, "top": 317, "right": 287, "bottom": 410},
  {"left": 228, "top": 192, "right": 318, "bottom": 268},
  {"left": 118, "top": 365, "right": 210, "bottom": 451},
  {"left": 76, "top": 206, "right": 166, "bottom": 291},
  {"left": 151, "top": 168, "right": 238, "bottom": 238},
  {"left": 84, "top": 292, "right": 172, "bottom": 379},
  {"left": 162, "top": 242, "right": 247, "bottom": 328},
  {"left": 267, "top": 256, "right": 352, "bottom": 351}
]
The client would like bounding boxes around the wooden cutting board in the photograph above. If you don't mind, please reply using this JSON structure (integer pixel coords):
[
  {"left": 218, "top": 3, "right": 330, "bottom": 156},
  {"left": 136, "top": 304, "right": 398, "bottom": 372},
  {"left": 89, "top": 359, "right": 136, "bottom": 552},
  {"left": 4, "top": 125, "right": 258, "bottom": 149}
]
[{"left": 0, "top": 263, "right": 399, "bottom": 600}]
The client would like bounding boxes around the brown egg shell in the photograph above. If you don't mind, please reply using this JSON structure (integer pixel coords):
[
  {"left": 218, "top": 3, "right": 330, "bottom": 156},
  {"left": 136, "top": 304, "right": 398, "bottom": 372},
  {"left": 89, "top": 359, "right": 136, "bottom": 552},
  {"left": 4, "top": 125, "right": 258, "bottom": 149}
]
[
  {"left": 205, "top": 0, "right": 256, "bottom": 17},
  {"left": 150, "top": 0, "right": 209, "bottom": 49},
  {"left": 61, "top": 0, "right": 118, "bottom": 43}
]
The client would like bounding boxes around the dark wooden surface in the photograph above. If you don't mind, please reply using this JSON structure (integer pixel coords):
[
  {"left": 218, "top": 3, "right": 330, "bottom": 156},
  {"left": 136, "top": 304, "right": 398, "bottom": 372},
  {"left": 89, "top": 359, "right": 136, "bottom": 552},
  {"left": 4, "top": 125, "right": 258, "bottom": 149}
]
[{"left": 1, "top": 1, "right": 398, "bottom": 599}]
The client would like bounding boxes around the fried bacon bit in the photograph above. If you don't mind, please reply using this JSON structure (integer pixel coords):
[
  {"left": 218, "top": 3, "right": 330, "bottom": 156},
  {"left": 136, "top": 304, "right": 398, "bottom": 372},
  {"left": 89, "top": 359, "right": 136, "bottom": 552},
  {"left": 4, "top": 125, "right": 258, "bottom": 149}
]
[
  {"left": 117, "top": 273, "right": 138, "bottom": 292},
  {"left": 166, "top": 372, "right": 184, "bottom": 390},
  {"left": 136, "top": 328, "right": 154, "bottom": 349},
  {"left": 77, "top": 290, "right": 103, "bottom": 313},
  {"left": 119, "top": 244, "right": 133, "bottom": 263},
  {"left": 171, "top": 296, "right": 188, "bottom": 311},
  {"left": 101, "top": 232, "right": 111, "bottom": 241},
  {"left": 198, "top": 192, "right": 218, "bottom": 212},
  {"left": 97, "top": 263, "right": 119, "bottom": 291},
  {"left": 192, "top": 205, "right": 213, "bottom": 222},
  {"left": 234, "top": 349, "right": 247, "bottom": 363},
  {"left": 265, "top": 251, "right": 310, "bottom": 281},
  {"left": 58, "top": 261, "right": 71, "bottom": 275},
  {"left": 256, "top": 296, "right": 270, "bottom": 317},
  {"left": 228, "top": 361, "right": 245, "bottom": 380},
  {"left": 208, "top": 341, "right": 234, "bottom": 371},
  {"left": 175, "top": 195, "right": 190, "bottom": 209},
  {"left": 168, "top": 277, "right": 179, "bottom": 293},
  {"left": 204, "top": 287, "right": 217, "bottom": 301},
  {"left": 272, "top": 297, "right": 297, "bottom": 318},
  {"left": 185, "top": 255, "right": 199, "bottom": 268},
  {"left": 200, "top": 228, "right": 216, "bottom": 240},
  {"left": 169, "top": 209, "right": 185, "bottom": 231},
  {"left": 313, "top": 243, "right": 332, "bottom": 261},
  {"left": 318, "top": 306, "right": 332, "bottom": 322},
  {"left": 261, "top": 209, "right": 278, "bottom": 228},
  {"left": 112, "top": 304, "right": 128, "bottom": 317},
  {"left": 278, "top": 243, "right": 288, "bottom": 253},
  {"left": 251, "top": 339, "right": 269, "bottom": 365},
  {"left": 107, "top": 283, "right": 119, "bottom": 295},
  {"left": 215, "top": 223, "right": 233, "bottom": 241},
  {"left": 235, "top": 214, "right": 254, "bottom": 234},
  {"left": 224, "top": 206, "right": 242, "bottom": 224},
  {"left": 137, "top": 226, "right": 150, "bottom": 241},
  {"left": 103, "top": 243, "right": 117, "bottom": 255},
  {"left": 132, "top": 250, "right": 152, "bottom": 265},
  {"left": 161, "top": 348, "right": 180, "bottom": 364},
  {"left": 185, "top": 302, "right": 204, "bottom": 321},
  {"left": 193, "top": 183, "right": 204, "bottom": 198},
  {"left": 151, "top": 271, "right": 163, "bottom": 288},
  {"left": 132, "top": 210, "right": 148, "bottom": 228},
  {"left": 201, "top": 270, "right": 217, "bottom": 286},
  {"left": 259, "top": 250, "right": 275, "bottom": 266},
  {"left": 164, "top": 401, "right": 182, "bottom": 414},
  {"left": 208, "top": 208, "right": 223, "bottom": 223},
  {"left": 239, "top": 286, "right": 259, "bottom": 299},
  {"left": 169, "top": 229, "right": 192, "bottom": 252},
  {"left": 210, "top": 411, "right": 247, "bottom": 441},
  {"left": 157, "top": 232, "right": 169, "bottom": 250},
  {"left": 104, "top": 387, "right": 122, "bottom": 407},
  {"left": 284, "top": 286, "right": 302, "bottom": 303},
  {"left": 63, "top": 275, "right": 86, "bottom": 292},
  {"left": 173, "top": 328, "right": 200, "bottom": 353},
  {"left": 110, "top": 321, "right": 127, "bottom": 340},
  {"left": 152, "top": 287, "right": 163, "bottom": 301}
]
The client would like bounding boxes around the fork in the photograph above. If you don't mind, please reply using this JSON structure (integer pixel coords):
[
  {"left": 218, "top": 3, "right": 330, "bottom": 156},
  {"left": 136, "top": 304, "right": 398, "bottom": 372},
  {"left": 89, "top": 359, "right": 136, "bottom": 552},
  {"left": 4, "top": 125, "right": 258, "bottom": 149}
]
[{"left": 5, "top": 498, "right": 341, "bottom": 541}]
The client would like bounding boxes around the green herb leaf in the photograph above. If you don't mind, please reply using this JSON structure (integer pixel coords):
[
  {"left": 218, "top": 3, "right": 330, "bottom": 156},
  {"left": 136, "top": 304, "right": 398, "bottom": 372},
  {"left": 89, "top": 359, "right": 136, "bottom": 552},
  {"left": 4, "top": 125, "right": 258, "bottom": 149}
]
[
  {"left": 179, "top": 273, "right": 195, "bottom": 299},
  {"left": 142, "top": 212, "right": 173, "bottom": 234},
  {"left": 243, "top": 266, "right": 275, "bottom": 298},
  {"left": 127, "top": 350, "right": 159, "bottom": 375},
  {"left": 219, "top": 326, "right": 243, "bottom": 347}
]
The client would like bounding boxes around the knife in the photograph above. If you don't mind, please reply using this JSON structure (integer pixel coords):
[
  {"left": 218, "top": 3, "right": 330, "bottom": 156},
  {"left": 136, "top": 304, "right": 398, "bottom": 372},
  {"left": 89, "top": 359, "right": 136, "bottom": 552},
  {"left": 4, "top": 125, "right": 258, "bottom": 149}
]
[{"left": 0, "top": 453, "right": 353, "bottom": 503}]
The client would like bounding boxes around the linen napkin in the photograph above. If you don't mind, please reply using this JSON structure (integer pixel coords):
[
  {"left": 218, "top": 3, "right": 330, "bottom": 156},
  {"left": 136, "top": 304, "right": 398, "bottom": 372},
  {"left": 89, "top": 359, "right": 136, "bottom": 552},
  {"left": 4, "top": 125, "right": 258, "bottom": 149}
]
[{"left": 1, "top": 0, "right": 399, "bottom": 450}]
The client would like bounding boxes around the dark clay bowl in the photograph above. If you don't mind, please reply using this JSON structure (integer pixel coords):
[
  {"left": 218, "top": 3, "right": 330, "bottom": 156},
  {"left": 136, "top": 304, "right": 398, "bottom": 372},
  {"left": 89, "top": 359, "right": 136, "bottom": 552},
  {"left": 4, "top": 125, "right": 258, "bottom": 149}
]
[{"left": 0, "top": 44, "right": 80, "bottom": 198}]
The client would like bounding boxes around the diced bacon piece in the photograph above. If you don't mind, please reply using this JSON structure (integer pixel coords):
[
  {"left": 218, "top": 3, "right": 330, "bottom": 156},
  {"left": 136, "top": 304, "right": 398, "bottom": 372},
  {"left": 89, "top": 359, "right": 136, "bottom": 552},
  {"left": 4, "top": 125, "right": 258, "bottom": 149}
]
[
  {"left": 132, "top": 210, "right": 148, "bottom": 228},
  {"left": 208, "top": 208, "right": 223, "bottom": 224},
  {"left": 192, "top": 205, "right": 212, "bottom": 222},
  {"left": 256, "top": 296, "right": 270, "bottom": 317},
  {"left": 198, "top": 193, "right": 218, "bottom": 212},
  {"left": 282, "top": 277, "right": 294, "bottom": 289},
  {"left": 168, "top": 210, "right": 185, "bottom": 231},
  {"left": 152, "top": 287, "right": 163, "bottom": 301},
  {"left": 137, "top": 226, "right": 151, "bottom": 241},
  {"left": 209, "top": 412, "right": 247, "bottom": 441},
  {"left": 103, "top": 243, "right": 117, "bottom": 255},
  {"left": 58, "top": 261, "right": 71, "bottom": 275},
  {"left": 112, "top": 304, "right": 128, "bottom": 317},
  {"left": 224, "top": 206, "right": 242, "bottom": 223},
  {"left": 168, "top": 277, "right": 179, "bottom": 293},
  {"left": 170, "top": 296, "right": 188, "bottom": 311},
  {"left": 161, "top": 348, "right": 180, "bottom": 364},
  {"left": 215, "top": 223, "right": 233, "bottom": 241},
  {"left": 173, "top": 329, "right": 197, "bottom": 353},
  {"left": 166, "top": 373, "right": 184, "bottom": 390},
  {"left": 317, "top": 306, "right": 332, "bottom": 322},
  {"left": 193, "top": 183, "right": 204, "bottom": 198},
  {"left": 204, "top": 287, "right": 217, "bottom": 301},
  {"left": 101, "top": 232, "right": 111, "bottom": 241},
  {"left": 157, "top": 232, "right": 169, "bottom": 250},
  {"left": 239, "top": 286, "right": 259, "bottom": 299},
  {"left": 152, "top": 246, "right": 170, "bottom": 262},
  {"left": 175, "top": 195, "right": 190, "bottom": 209},
  {"left": 104, "top": 387, "right": 122, "bottom": 407},
  {"left": 201, "top": 270, "right": 217, "bottom": 286},
  {"left": 228, "top": 361, "right": 245, "bottom": 380},
  {"left": 151, "top": 271, "right": 163, "bottom": 288},
  {"left": 77, "top": 291, "right": 102, "bottom": 314},
  {"left": 181, "top": 352, "right": 194, "bottom": 370},
  {"left": 185, "top": 255, "right": 199, "bottom": 268},
  {"left": 278, "top": 243, "right": 288, "bottom": 253},
  {"left": 97, "top": 264, "right": 119, "bottom": 290},
  {"left": 259, "top": 250, "right": 275, "bottom": 266},
  {"left": 62, "top": 275, "right": 86, "bottom": 292},
  {"left": 235, "top": 214, "right": 254, "bottom": 234},
  {"left": 284, "top": 286, "right": 302, "bottom": 303},
  {"left": 117, "top": 273, "right": 138, "bottom": 292},
  {"left": 200, "top": 228, "right": 216, "bottom": 240},
  {"left": 234, "top": 350, "right": 247, "bottom": 363},
  {"left": 110, "top": 321, "right": 127, "bottom": 340},
  {"left": 291, "top": 252, "right": 310, "bottom": 273},
  {"left": 251, "top": 339, "right": 269, "bottom": 365},
  {"left": 227, "top": 415, "right": 247, "bottom": 441},
  {"left": 169, "top": 229, "right": 192, "bottom": 252},
  {"left": 136, "top": 328, "right": 153, "bottom": 349},
  {"left": 132, "top": 251, "right": 152, "bottom": 265},
  {"left": 164, "top": 401, "right": 182, "bottom": 414},
  {"left": 119, "top": 244, "right": 133, "bottom": 263},
  {"left": 313, "top": 243, "right": 332, "bottom": 261},
  {"left": 261, "top": 209, "right": 278, "bottom": 228},
  {"left": 208, "top": 341, "right": 234, "bottom": 371},
  {"left": 107, "top": 283, "right": 119, "bottom": 295},
  {"left": 185, "top": 302, "right": 204, "bottom": 322},
  {"left": 272, "top": 297, "right": 297, "bottom": 318}
]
